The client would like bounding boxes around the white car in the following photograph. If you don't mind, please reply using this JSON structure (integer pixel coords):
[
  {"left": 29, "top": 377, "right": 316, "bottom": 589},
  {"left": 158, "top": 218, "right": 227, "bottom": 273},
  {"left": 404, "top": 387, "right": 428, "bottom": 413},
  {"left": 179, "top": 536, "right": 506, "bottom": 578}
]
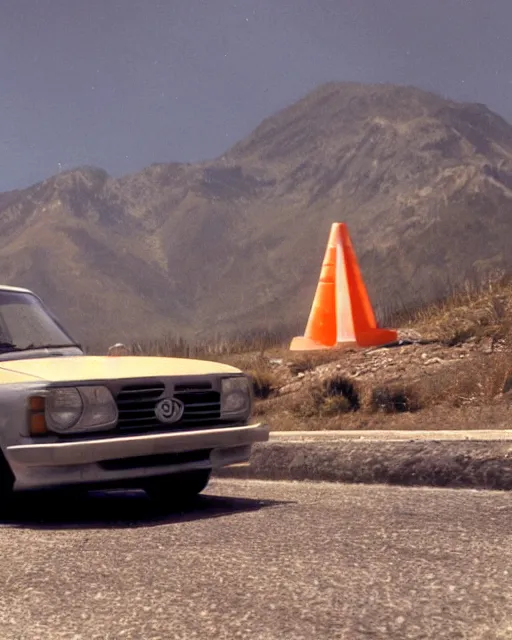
[{"left": 0, "top": 285, "right": 269, "bottom": 507}]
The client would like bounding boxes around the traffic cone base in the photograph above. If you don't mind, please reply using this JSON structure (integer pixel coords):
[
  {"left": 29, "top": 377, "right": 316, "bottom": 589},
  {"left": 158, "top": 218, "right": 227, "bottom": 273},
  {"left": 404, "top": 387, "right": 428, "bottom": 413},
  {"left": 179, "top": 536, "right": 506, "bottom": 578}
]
[
  {"left": 289, "top": 336, "right": 357, "bottom": 351},
  {"left": 353, "top": 329, "right": 398, "bottom": 348},
  {"left": 290, "top": 223, "right": 397, "bottom": 351}
]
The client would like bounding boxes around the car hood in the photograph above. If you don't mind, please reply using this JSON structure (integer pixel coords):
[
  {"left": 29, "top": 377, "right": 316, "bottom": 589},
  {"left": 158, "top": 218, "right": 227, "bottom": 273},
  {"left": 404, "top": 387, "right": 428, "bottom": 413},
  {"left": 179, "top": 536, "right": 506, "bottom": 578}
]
[{"left": 0, "top": 355, "right": 241, "bottom": 384}]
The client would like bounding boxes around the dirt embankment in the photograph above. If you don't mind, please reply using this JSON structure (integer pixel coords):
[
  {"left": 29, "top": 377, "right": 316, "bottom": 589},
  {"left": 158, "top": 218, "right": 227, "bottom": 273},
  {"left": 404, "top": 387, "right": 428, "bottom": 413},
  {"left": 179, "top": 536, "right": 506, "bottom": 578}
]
[{"left": 242, "top": 330, "right": 512, "bottom": 431}]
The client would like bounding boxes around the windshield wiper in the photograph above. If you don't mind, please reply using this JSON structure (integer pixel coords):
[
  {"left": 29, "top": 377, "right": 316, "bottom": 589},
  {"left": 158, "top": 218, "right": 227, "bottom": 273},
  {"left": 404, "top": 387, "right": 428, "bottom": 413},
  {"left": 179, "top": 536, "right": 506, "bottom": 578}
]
[{"left": 19, "top": 343, "right": 83, "bottom": 352}]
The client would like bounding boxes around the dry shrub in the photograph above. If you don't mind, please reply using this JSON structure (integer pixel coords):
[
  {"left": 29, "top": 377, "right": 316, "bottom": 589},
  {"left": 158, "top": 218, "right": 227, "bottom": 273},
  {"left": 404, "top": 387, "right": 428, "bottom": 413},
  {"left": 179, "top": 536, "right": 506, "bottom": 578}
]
[
  {"left": 370, "top": 384, "right": 422, "bottom": 413},
  {"left": 246, "top": 362, "right": 283, "bottom": 400},
  {"left": 323, "top": 375, "right": 360, "bottom": 410},
  {"left": 291, "top": 374, "right": 360, "bottom": 418}
]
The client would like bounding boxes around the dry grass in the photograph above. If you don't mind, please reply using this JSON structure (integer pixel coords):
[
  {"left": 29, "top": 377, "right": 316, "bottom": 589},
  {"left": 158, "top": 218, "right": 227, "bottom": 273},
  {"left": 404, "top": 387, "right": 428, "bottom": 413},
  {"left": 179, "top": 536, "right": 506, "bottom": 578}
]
[
  {"left": 131, "top": 327, "right": 292, "bottom": 361},
  {"left": 294, "top": 350, "right": 512, "bottom": 422},
  {"left": 284, "top": 348, "right": 360, "bottom": 374},
  {"left": 391, "top": 351, "right": 512, "bottom": 411},
  {"left": 390, "top": 274, "right": 512, "bottom": 345}
]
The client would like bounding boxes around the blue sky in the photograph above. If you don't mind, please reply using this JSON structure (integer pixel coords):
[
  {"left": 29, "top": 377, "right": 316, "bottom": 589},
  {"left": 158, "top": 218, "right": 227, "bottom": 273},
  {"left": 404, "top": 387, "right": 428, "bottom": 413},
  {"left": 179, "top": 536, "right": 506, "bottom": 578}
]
[{"left": 1, "top": 0, "right": 510, "bottom": 191}]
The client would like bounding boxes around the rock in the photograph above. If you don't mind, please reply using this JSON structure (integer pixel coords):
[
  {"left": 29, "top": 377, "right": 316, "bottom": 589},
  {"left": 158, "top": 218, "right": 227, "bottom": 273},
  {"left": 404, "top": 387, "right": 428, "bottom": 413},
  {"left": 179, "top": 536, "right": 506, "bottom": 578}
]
[
  {"left": 278, "top": 381, "right": 303, "bottom": 396},
  {"left": 398, "top": 329, "right": 423, "bottom": 342},
  {"left": 480, "top": 337, "right": 494, "bottom": 354}
]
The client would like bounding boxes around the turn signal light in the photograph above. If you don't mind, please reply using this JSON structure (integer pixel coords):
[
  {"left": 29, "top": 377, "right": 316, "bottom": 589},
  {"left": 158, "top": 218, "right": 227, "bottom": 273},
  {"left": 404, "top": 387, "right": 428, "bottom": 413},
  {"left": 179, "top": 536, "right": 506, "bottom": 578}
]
[
  {"left": 28, "top": 395, "right": 48, "bottom": 436},
  {"left": 29, "top": 396, "right": 46, "bottom": 412}
]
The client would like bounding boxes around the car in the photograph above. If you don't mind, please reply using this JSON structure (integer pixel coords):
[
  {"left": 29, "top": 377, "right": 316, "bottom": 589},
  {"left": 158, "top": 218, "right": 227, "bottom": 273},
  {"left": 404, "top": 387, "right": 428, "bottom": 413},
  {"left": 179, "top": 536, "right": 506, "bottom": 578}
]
[{"left": 0, "top": 285, "right": 269, "bottom": 508}]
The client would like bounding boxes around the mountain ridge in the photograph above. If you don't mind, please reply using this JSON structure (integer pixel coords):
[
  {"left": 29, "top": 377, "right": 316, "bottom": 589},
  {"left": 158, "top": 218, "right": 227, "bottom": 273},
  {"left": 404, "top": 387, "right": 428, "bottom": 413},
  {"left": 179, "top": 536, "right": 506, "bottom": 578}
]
[{"left": 2, "top": 81, "right": 512, "bottom": 347}]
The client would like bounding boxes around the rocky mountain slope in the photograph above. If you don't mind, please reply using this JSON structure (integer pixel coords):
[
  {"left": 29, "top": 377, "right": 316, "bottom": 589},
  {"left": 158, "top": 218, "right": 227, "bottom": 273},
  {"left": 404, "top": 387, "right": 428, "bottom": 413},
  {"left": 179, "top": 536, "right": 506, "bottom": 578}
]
[{"left": 2, "top": 82, "right": 512, "bottom": 346}]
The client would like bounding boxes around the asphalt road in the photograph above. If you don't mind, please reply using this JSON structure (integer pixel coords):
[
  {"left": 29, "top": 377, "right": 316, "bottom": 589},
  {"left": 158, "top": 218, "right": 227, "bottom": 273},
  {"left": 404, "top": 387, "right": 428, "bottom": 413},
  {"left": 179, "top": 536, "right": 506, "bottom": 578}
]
[{"left": 0, "top": 480, "right": 511, "bottom": 640}]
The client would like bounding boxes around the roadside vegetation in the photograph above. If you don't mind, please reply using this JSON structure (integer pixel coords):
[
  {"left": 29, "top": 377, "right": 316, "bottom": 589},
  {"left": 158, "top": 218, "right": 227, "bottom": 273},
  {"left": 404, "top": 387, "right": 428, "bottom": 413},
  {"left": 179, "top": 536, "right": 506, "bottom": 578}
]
[{"left": 128, "top": 275, "right": 512, "bottom": 431}]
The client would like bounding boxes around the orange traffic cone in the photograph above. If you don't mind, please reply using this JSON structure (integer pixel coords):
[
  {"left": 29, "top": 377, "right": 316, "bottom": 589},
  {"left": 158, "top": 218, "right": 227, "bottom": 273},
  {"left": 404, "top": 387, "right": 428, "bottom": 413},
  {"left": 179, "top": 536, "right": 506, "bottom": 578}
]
[{"left": 290, "top": 223, "right": 397, "bottom": 351}]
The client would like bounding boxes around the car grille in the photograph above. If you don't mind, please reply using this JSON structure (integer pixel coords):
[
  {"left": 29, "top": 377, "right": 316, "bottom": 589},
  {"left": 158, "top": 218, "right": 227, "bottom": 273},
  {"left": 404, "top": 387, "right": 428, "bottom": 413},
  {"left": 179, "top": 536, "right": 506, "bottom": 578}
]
[{"left": 116, "top": 381, "right": 222, "bottom": 432}]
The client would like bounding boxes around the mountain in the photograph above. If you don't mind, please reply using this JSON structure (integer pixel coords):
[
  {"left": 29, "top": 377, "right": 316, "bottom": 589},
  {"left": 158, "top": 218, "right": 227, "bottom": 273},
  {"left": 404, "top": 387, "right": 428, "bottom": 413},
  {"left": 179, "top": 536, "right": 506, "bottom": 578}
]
[{"left": 2, "top": 81, "right": 512, "bottom": 347}]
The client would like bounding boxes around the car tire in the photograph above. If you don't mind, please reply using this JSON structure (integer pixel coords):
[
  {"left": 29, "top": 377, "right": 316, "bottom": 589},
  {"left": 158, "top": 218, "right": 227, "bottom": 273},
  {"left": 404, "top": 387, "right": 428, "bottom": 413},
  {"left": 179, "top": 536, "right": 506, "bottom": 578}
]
[
  {"left": 143, "top": 469, "right": 211, "bottom": 505},
  {"left": 0, "top": 454, "right": 15, "bottom": 516}
]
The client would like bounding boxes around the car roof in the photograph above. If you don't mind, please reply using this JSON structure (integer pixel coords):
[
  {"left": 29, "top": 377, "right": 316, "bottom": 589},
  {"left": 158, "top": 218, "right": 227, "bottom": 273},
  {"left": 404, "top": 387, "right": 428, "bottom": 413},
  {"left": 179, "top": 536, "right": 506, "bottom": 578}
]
[{"left": 0, "top": 285, "right": 34, "bottom": 294}]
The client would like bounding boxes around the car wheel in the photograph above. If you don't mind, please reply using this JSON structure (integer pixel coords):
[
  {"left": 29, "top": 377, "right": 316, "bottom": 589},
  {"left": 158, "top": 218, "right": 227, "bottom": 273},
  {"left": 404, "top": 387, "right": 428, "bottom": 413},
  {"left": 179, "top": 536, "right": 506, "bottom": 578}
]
[
  {"left": 0, "top": 454, "right": 15, "bottom": 516},
  {"left": 143, "top": 469, "right": 211, "bottom": 505}
]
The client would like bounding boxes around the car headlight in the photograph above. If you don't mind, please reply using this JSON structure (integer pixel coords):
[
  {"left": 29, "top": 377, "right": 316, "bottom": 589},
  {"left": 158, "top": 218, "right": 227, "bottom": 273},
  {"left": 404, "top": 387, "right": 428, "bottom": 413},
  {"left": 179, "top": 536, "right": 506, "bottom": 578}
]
[
  {"left": 221, "top": 376, "right": 252, "bottom": 419},
  {"left": 45, "top": 386, "right": 118, "bottom": 434}
]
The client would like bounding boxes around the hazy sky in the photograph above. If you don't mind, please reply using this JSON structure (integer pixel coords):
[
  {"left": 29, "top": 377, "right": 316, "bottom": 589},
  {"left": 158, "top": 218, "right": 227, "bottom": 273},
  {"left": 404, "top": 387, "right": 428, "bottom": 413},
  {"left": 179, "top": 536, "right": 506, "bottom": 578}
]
[{"left": 1, "top": 0, "right": 510, "bottom": 191}]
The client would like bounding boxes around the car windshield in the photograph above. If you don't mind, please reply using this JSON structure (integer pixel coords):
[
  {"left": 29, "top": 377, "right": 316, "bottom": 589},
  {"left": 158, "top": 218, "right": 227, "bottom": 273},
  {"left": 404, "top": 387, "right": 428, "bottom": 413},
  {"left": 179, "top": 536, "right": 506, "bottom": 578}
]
[{"left": 0, "top": 290, "right": 79, "bottom": 354}]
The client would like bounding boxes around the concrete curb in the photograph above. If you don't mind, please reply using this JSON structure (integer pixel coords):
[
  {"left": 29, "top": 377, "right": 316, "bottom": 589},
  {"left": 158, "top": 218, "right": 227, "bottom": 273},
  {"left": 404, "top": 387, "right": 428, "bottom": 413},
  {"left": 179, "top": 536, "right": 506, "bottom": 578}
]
[
  {"left": 214, "top": 439, "right": 512, "bottom": 490},
  {"left": 268, "top": 429, "right": 512, "bottom": 442}
]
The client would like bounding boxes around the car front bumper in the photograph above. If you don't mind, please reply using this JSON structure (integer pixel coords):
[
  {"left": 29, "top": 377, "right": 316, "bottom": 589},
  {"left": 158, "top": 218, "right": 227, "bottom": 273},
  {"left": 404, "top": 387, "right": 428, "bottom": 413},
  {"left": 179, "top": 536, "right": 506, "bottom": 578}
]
[{"left": 6, "top": 423, "right": 269, "bottom": 490}]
